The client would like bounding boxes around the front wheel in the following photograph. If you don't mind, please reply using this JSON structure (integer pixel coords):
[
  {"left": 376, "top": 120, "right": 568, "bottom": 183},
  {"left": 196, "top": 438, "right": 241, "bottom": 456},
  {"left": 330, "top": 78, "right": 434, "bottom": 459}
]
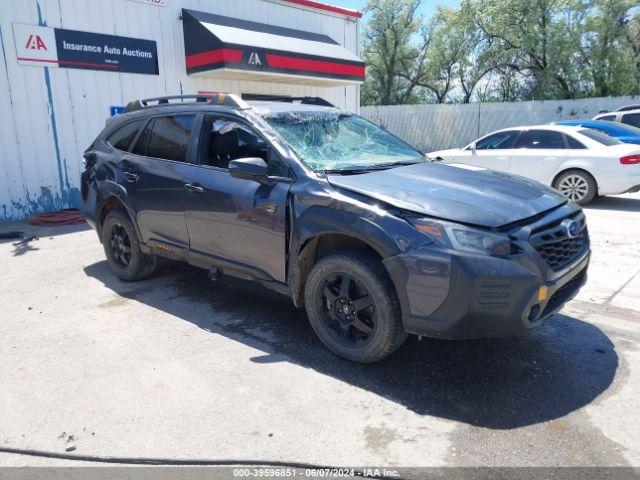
[
  {"left": 554, "top": 170, "right": 597, "bottom": 205},
  {"left": 304, "top": 251, "right": 407, "bottom": 363}
]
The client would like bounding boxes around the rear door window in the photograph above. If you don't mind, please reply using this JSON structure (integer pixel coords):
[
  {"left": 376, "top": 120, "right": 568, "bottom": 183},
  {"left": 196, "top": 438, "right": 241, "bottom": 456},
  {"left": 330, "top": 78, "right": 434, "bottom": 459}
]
[
  {"left": 621, "top": 113, "right": 640, "bottom": 129},
  {"left": 565, "top": 134, "right": 586, "bottom": 149},
  {"left": 107, "top": 120, "right": 145, "bottom": 151},
  {"left": 474, "top": 131, "right": 520, "bottom": 150},
  {"left": 146, "top": 115, "right": 196, "bottom": 162},
  {"left": 515, "top": 130, "right": 565, "bottom": 149}
]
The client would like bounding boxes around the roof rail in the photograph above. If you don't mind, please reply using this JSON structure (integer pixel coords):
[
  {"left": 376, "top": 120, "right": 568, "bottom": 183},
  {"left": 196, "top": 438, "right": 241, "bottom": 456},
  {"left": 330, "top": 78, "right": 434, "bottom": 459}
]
[
  {"left": 123, "top": 93, "right": 249, "bottom": 113},
  {"left": 241, "top": 93, "right": 335, "bottom": 108},
  {"left": 616, "top": 104, "right": 640, "bottom": 112}
]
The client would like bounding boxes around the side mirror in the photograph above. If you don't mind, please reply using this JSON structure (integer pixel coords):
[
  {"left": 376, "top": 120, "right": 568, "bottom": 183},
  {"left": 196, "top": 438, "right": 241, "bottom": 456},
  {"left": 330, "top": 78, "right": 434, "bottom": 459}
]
[
  {"left": 471, "top": 142, "right": 477, "bottom": 154},
  {"left": 229, "top": 157, "right": 268, "bottom": 181}
]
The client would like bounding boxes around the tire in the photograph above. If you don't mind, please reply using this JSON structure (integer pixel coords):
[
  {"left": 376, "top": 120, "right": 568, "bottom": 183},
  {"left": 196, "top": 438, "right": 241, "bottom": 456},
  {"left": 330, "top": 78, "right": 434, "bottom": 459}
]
[
  {"left": 101, "top": 210, "right": 156, "bottom": 281},
  {"left": 304, "top": 251, "right": 408, "bottom": 363},
  {"left": 553, "top": 170, "right": 597, "bottom": 205}
]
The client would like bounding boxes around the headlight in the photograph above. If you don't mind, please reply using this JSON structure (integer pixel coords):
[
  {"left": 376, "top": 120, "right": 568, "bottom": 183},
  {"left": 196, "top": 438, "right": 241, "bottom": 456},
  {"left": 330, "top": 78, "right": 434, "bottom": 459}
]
[{"left": 407, "top": 217, "right": 512, "bottom": 257}]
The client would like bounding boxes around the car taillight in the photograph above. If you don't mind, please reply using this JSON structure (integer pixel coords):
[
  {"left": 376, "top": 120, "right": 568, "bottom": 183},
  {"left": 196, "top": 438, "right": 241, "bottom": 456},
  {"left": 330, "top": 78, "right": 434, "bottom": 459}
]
[{"left": 620, "top": 154, "right": 640, "bottom": 165}]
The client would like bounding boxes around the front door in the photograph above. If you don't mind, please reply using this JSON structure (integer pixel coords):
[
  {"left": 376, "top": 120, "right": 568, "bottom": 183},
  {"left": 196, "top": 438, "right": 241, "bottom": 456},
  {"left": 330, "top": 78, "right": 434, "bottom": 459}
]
[
  {"left": 463, "top": 130, "right": 521, "bottom": 172},
  {"left": 121, "top": 114, "right": 197, "bottom": 257},
  {"left": 183, "top": 115, "right": 292, "bottom": 283}
]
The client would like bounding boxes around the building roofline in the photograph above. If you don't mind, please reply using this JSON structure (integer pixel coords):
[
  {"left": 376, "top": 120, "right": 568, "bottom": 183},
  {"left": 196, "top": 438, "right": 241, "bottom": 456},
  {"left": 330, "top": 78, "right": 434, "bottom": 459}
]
[{"left": 279, "top": 0, "right": 363, "bottom": 18}]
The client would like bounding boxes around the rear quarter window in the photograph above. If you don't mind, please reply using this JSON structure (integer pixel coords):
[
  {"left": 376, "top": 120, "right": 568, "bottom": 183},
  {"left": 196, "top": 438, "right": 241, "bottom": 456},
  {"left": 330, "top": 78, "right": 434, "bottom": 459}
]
[
  {"left": 106, "top": 120, "right": 145, "bottom": 151},
  {"left": 578, "top": 128, "right": 621, "bottom": 146}
]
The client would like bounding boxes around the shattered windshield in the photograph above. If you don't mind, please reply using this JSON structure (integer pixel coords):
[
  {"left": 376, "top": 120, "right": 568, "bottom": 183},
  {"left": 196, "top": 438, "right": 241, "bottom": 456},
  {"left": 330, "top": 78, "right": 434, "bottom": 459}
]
[{"left": 264, "top": 111, "right": 423, "bottom": 172}]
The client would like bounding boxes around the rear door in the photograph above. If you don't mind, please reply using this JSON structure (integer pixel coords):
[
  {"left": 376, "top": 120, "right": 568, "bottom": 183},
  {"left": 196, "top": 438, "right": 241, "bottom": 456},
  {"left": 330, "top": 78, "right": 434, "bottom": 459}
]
[
  {"left": 121, "top": 114, "right": 197, "bottom": 257},
  {"left": 463, "top": 130, "right": 520, "bottom": 172},
  {"left": 508, "top": 129, "right": 568, "bottom": 183},
  {"left": 182, "top": 114, "right": 292, "bottom": 283}
]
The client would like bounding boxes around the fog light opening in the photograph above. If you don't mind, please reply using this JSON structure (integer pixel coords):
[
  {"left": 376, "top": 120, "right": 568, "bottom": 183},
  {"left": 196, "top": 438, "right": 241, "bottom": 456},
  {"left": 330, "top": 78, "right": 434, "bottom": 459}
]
[{"left": 528, "top": 304, "right": 541, "bottom": 322}]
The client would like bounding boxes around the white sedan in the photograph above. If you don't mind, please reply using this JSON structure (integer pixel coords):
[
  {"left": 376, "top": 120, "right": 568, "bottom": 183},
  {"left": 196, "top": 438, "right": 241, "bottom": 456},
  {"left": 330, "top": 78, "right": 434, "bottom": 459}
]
[{"left": 428, "top": 125, "right": 640, "bottom": 205}]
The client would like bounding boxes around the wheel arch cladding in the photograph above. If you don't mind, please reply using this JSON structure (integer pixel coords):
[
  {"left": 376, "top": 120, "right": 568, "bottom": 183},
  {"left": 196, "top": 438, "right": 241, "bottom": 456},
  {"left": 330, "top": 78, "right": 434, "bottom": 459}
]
[
  {"left": 288, "top": 205, "right": 402, "bottom": 308},
  {"left": 97, "top": 194, "right": 141, "bottom": 245}
]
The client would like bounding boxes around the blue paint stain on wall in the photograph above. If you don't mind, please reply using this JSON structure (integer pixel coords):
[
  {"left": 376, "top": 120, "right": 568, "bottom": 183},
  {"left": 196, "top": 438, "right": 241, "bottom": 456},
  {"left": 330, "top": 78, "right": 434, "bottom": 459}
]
[{"left": 0, "top": 1, "right": 81, "bottom": 221}]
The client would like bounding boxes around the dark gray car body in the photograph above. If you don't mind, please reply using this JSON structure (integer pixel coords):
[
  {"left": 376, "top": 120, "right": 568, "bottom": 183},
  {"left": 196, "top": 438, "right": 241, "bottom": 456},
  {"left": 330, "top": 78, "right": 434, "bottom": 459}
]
[{"left": 81, "top": 100, "right": 589, "bottom": 340}]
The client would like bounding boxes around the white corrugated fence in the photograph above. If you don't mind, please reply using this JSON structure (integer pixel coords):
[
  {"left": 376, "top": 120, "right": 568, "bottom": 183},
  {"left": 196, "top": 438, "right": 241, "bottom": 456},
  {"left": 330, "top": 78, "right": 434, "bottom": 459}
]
[{"left": 361, "top": 96, "right": 639, "bottom": 153}]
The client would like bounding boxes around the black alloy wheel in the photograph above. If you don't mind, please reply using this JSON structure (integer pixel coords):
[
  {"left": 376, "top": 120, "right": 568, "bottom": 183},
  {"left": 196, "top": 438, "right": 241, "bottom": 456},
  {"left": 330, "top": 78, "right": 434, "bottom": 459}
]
[
  {"left": 304, "top": 251, "right": 407, "bottom": 363},
  {"left": 108, "top": 222, "right": 133, "bottom": 268},
  {"left": 319, "top": 272, "right": 377, "bottom": 347},
  {"left": 101, "top": 210, "right": 156, "bottom": 281}
]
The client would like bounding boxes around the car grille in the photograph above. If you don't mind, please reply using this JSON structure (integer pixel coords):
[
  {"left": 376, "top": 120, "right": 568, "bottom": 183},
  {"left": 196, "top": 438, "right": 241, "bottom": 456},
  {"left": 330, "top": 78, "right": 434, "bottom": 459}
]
[{"left": 529, "top": 212, "right": 589, "bottom": 271}]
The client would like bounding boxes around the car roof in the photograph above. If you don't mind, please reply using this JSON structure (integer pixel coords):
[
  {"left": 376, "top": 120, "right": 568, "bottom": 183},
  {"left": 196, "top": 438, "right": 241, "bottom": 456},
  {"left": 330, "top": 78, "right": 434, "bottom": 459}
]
[
  {"left": 616, "top": 104, "right": 640, "bottom": 112},
  {"left": 556, "top": 120, "right": 640, "bottom": 134},
  {"left": 104, "top": 99, "right": 342, "bottom": 131},
  {"left": 490, "top": 124, "right": 585, "bottom": 135},
  {"left": 596, "top": 109, "right": 640, "bottom": 117},
  {"left": 247, "top": 100, "right": 341, "bottom": 115},
  {"left": 556, "top": 120, "right": 612, "bottom": 128}
]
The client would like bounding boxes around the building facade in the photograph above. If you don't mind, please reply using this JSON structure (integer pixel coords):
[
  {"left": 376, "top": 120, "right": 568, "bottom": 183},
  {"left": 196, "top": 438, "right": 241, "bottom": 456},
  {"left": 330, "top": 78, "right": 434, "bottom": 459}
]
[{"left": 0, "top": 0, "right": 363, "bottom": 221}]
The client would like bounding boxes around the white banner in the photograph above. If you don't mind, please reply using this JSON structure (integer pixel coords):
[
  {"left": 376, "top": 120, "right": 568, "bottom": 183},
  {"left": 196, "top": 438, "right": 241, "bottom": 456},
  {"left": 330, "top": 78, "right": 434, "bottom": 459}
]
[{"left": 13, "top": 23, "right": 59, "bottom": 67}]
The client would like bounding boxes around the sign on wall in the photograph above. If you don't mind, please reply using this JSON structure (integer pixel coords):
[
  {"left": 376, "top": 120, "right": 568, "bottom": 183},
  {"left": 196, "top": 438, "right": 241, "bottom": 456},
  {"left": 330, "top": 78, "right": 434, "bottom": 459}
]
[{"left": 13, "top": 23, "right": 159, "bottom": 75}]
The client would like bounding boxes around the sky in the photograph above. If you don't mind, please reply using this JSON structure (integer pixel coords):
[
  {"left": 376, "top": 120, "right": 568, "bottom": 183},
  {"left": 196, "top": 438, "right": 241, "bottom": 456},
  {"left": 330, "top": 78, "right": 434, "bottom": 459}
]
[{"left": 335, "top": 0, "right": 461, "bottom": 19}]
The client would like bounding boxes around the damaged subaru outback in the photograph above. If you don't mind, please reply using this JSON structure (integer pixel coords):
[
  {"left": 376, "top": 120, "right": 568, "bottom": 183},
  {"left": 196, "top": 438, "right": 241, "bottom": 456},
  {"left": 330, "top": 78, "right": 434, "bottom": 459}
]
[{"left": 81, "top": 93, "right": 590, "bottom": 363}]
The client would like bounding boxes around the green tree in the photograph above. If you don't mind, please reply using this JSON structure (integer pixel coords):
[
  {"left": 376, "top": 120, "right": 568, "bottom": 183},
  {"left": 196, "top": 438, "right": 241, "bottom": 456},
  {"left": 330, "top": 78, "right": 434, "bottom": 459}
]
[
  {"left": 361, "top": 0, "right": 426, "bottom": 105},
  {"left": 582, "top": 0, "right": 639, "bottom": 97},
  {"left": 471, "top": 0, "right": 587, "bottom": 100},
  {"left": 412, "top": 8, "right": 463, "bottom": 103},
  {"left": 360, "top": 0, "right": 640, "bottom": 105}
]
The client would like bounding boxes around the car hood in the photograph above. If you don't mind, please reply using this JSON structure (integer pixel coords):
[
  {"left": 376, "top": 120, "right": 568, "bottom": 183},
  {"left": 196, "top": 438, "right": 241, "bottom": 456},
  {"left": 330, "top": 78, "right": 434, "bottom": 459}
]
[
  {"left": 327, "top": 162, "right": 567, "bottom": 228},
  {"left": 426, "top": 148, "right": 464, "bottom": 159}
]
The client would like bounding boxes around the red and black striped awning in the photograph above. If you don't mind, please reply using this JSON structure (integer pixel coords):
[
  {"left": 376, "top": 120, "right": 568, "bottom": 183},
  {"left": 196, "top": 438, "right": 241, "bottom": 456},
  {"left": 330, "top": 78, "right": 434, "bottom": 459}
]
[{"left": 181, "top": 9, "right": 364, "bottom": 85}]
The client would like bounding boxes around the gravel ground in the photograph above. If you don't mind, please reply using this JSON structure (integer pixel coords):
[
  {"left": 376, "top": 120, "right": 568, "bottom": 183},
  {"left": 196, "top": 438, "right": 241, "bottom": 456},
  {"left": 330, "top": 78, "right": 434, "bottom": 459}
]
[{"left": 0, "top": 194, "right": 639, "bottom": 471}]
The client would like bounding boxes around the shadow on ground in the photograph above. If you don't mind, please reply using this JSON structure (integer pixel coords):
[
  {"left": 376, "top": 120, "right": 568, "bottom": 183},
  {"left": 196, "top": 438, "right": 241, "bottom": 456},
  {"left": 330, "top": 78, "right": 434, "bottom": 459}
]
[
  {"left": 585, "top": 196, "right": 640, "bottom": 212},
  {"left": 0, "top": 222, "right": 91, "bottom": 256},
  {"left": 84, "top": 260, "right": 618, "bottom": 430}
]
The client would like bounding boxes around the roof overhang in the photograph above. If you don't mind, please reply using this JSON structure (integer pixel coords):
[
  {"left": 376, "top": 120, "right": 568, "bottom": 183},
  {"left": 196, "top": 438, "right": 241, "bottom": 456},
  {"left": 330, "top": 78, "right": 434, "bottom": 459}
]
[{"left": 181, "top": 9, "right": 365, "bottom": 86}]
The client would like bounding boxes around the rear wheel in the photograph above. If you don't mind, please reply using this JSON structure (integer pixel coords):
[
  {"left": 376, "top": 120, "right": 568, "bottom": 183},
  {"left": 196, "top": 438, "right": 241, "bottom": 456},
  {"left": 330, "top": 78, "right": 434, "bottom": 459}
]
[
  {"left": 101, "top": 210, "right": 156, "bottom": 281},
  {"left": 304, "top": 251, "right": 407, "bottom": 363},
  {"left": 554, "top": 170, "right": 597, "bottom": 205}
]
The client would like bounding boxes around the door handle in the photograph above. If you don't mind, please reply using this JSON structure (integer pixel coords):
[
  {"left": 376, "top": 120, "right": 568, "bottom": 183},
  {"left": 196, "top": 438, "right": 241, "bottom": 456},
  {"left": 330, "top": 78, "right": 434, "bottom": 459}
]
[
  {"left": 185, "top": 183, "right": 204, "bottom": 193},
  {"left": 123, "top": 171, "right": 139, "bottom": 182}
]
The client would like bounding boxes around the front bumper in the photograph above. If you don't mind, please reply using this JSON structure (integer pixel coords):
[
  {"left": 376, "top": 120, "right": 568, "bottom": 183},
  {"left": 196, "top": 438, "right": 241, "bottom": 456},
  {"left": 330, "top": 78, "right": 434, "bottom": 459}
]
[{"left": 384, "top": 246, "right": 589, "bottom": 340}]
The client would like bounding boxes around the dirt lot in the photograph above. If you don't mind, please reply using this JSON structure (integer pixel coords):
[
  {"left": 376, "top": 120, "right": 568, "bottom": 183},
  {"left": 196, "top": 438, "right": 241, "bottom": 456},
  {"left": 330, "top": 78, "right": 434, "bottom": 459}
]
[{"left": 1, "top": 194, "right": 639, "bottom": 470}]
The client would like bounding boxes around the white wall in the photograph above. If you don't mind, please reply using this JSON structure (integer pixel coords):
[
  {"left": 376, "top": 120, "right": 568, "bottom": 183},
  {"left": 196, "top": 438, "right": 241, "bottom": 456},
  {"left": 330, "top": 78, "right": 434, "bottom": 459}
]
[
  {"left": 0, "top": 0, "right": 361, "bottom": 221},
  {"left": 362, "top": 96, "right": 640, "bottom": 153}
]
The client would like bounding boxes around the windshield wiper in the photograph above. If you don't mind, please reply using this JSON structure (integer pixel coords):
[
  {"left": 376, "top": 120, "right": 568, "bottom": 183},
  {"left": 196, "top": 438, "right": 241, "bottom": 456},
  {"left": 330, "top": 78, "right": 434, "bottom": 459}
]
[
  {"left": 322, "top": 167, "right": 370, "bottom": 174},
  {"left": 322, "top": 159, "right": 425, "bottom": 175}
]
